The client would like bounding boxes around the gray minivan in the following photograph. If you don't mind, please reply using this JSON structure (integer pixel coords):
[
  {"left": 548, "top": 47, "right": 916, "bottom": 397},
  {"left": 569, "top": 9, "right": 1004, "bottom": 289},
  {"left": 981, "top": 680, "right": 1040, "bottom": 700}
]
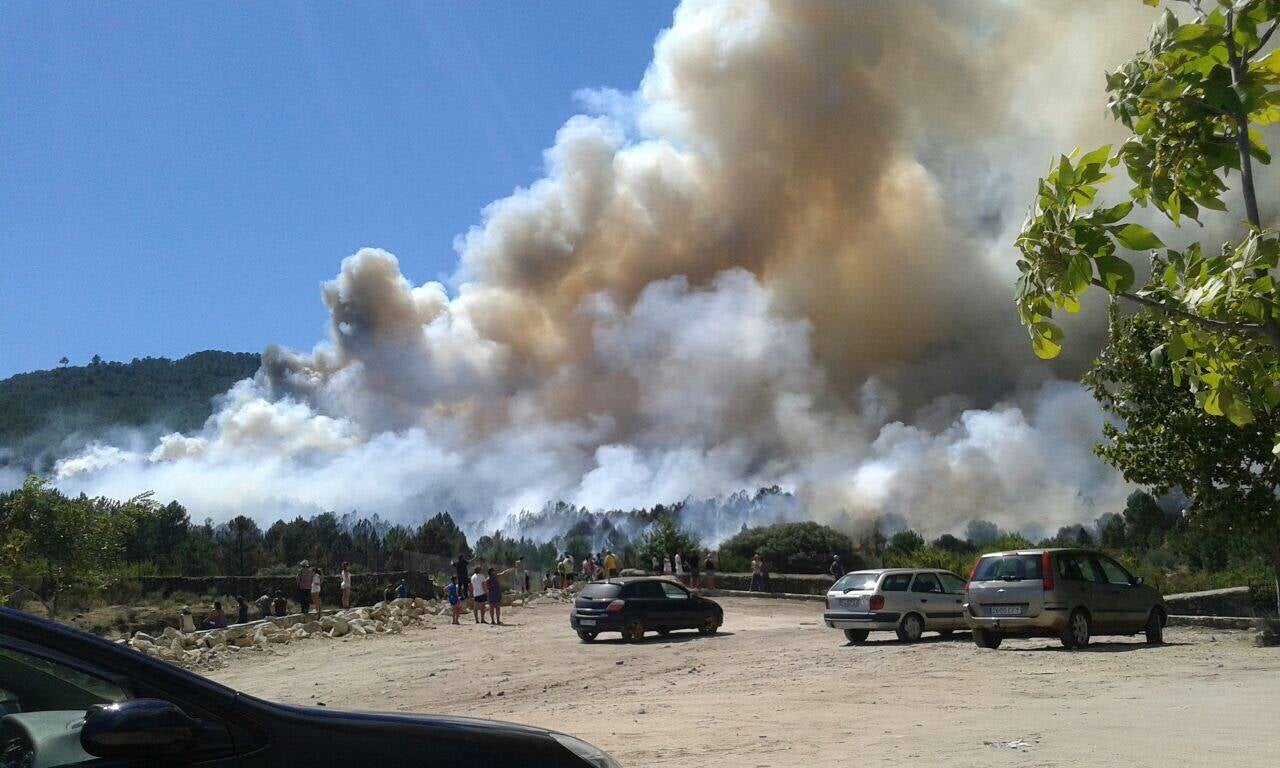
[{"left": 963, "top": 549, "right": 1167, "bottom": 649}]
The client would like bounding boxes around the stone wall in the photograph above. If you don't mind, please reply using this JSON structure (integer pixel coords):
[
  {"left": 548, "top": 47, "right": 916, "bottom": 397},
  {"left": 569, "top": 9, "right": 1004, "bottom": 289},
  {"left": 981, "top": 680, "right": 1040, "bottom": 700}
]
[
  {"left": 134, "top": 571, "right": 436, "bottom": 609},
  {"left": 654, "top": 571, "right": 835, "bottom": 594},
  {"left": 1165, "top": 586, "right": 1254, "bottom": 617}
]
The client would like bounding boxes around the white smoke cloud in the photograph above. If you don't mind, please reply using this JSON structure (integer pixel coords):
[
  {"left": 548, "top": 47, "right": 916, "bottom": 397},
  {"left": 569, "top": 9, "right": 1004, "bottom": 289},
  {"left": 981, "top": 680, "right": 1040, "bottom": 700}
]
[{"left": 39, "top": 1, "right": 1165, "bottom": 540}]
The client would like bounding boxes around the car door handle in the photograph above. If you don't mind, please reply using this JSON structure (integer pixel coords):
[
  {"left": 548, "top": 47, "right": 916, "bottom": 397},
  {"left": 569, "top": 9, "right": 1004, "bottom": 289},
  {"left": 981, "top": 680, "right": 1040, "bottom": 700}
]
[{"left": 920, "top": 599, "right": 927, "bottom": 603}]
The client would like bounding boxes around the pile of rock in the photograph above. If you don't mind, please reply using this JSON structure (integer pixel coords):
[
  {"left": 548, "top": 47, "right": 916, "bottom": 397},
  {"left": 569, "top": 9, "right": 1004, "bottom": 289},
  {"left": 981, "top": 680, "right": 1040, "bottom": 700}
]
[{"left": 123, "top": 598, "right": 439, "bottom": 668}]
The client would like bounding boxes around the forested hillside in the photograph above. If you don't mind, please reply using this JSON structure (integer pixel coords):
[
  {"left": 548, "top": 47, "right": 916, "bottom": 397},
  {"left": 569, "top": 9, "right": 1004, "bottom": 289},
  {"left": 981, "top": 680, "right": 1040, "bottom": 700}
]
[{"left": 0, "top": 351, "right": 260, "bottom": 468}]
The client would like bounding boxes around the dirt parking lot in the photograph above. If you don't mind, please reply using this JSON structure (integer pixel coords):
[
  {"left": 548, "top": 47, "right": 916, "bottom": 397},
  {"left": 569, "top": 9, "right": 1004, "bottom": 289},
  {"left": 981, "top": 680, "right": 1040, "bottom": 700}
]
[{"left": 208, "top": 596, "right": 1279, "bottom": 767}]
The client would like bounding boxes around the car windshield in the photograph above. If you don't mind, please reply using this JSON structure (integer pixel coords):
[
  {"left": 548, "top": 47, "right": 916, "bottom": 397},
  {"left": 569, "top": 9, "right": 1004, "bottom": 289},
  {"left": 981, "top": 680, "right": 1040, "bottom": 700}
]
[
  {"left": 832, "top": 573, "right": 879, "bottom": 592},
  {"left": 579, "top": 583, "right": 621, "bottom": 599},
  {"left": 973, "top": 554, "right": 1043, "bottom": 581}
]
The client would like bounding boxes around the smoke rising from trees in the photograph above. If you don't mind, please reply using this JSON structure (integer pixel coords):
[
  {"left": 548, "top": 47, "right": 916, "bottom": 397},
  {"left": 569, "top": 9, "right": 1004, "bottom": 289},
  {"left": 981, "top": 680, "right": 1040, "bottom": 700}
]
[{"left": 43, "top": 1, "right": 1160, "bottom": 540}]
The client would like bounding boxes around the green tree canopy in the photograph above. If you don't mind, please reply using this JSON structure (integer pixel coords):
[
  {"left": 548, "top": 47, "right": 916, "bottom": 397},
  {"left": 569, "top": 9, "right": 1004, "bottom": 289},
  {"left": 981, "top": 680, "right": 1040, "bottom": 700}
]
[
  {"left": 719, "top": 521, "right": 858, "bottom": 574},
  {"left": 1085, "top": 308, "right": 1280, "bottom": 575}
]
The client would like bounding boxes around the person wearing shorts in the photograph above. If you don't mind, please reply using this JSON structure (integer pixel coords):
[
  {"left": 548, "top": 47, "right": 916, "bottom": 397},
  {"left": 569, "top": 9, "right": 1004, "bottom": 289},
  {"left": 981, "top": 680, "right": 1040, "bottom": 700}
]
[
  {"left": 471, "top": 568, "right": 488, "bottom": 623},
  {"left": 446, "top": 576, "right": 461, "bottom": 625}
]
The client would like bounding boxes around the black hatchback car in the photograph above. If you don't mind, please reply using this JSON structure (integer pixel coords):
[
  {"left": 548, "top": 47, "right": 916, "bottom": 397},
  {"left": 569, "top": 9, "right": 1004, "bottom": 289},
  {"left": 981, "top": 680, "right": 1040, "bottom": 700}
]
[
  {"left": 569, "top": 577, "right": 722, "bottom": 642},
  {"left": 0, "top": 607, "right": 619, "bottom": 767}
]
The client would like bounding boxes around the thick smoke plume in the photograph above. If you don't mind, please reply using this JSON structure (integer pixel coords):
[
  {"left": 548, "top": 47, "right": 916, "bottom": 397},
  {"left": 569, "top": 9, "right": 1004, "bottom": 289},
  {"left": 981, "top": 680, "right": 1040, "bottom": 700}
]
[{"left": 46, "top": 1, "right": 1162, "bottom": 540}]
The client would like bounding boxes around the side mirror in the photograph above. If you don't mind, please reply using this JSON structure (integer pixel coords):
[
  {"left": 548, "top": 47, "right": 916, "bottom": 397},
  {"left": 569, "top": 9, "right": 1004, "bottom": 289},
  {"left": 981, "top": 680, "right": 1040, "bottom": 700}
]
[
  {"left": 80, "top": 699, "right": 197, "bottom": 759},
  {"left": 1133, "top": 576, "right": 1145, "bottom": 587}
]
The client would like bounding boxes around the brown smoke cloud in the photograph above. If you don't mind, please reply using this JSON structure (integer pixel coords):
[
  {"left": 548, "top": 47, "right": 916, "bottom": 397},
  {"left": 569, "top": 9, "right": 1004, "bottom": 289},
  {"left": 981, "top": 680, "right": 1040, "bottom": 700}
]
[{"left": 50, "top": 1, "right": 1168, "bottom": 538}]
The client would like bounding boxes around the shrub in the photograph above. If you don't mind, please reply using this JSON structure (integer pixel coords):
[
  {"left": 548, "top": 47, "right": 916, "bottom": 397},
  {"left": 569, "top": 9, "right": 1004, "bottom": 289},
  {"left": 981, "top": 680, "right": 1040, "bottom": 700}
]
[{"left": 718, "top": 521, "right": 859, "bottom": 574}]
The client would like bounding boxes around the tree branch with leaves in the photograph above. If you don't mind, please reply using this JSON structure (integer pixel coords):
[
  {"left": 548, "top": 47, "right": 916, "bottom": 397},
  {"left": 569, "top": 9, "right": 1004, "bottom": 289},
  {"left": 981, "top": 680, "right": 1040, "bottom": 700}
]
[{"left": 1016, "top": 0, "right": 1280, "bottom": 444}]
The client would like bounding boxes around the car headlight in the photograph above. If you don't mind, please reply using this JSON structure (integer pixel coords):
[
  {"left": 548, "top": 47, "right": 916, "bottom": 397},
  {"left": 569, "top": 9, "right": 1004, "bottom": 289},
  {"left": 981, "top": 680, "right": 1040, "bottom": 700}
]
[{"left": 550, "top": 733, "right": 622, "bottom": 767}]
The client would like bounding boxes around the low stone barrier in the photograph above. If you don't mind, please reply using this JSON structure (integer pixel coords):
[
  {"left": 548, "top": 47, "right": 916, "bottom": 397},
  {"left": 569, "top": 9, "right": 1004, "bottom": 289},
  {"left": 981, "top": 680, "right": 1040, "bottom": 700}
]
[
  {"left": 124, "top": 597, "right": 441, "bottom": 668},
  {"left": 133, "top": 571, "right": 436, "bottom": 608},
  {"left": 1167, "top": 614, "right": 1264, "bottom": 630},
  {"left": 1164, "top": 586, "right": 1254, "bottom": 617},
  {"left": 650, "top": 572, "right": 835, "bottom": 594},
  {"left": 702, "top": 588, "right": 824, "bottom": 602}
]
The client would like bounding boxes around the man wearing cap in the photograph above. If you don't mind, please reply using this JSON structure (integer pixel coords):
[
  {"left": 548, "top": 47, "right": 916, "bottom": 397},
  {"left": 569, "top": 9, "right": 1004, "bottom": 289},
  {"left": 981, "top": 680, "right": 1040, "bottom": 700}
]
[{"left": 295, "top": 560, "right": 314, "bottom": 615}]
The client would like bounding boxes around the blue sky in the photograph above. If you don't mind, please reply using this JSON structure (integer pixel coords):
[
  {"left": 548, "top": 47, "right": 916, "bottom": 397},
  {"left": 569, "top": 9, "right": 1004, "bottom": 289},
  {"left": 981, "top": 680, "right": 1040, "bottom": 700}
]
[{"left": 0, "top": 1, "right": 677, "bottom": 378}]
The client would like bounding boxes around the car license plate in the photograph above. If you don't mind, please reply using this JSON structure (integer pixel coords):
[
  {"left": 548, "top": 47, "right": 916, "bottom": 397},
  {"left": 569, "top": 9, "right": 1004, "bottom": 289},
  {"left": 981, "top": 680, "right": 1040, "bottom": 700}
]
[
  {"left": 989, "top": 605, "right": 1023, "bottom": 616},
  {"left": 840, "top": 597, "right": 863, "bottom": 609},
  {"left": 579, "top": 619, "right": 596, "bottom": 626}
]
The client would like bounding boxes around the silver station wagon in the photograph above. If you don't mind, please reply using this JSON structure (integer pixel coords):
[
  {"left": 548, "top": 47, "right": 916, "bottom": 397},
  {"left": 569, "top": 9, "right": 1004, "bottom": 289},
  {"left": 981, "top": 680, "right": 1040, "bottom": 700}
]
[
  {"left": 823, "top": 568, "right": 968, "bottom": 644},
  {"left": 964, "top": 548, "right": 1168, "bottom": 649}
]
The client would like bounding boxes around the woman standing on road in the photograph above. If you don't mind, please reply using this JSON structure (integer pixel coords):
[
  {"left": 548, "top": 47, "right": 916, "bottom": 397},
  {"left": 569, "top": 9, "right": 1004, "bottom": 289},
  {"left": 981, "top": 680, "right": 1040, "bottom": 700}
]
[
  {"left": 704, "top": 551, "right": 717, "bottom": 590},
  {"left": 750, "top": 554, "right": 765, "bottom": 592},
  {"left": 340, "top": 562, "right": 352, "bottom": 608},
  {"left": 662, "top": 555, "right": 672, "bottom": 576},
  {"left": 486, "top": 566, "right": 513, "bottom": 625},
  {"left": 310, "top": 568, "right": 324, "bottom": 618},
  {"left": 674, "top": 552, "right": 686, "bottom": 584}
]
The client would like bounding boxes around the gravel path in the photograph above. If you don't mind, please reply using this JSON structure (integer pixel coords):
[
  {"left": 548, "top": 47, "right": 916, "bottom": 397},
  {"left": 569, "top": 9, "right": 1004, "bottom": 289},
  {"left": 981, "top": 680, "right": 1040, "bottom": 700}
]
[{"left": 206, "top": 596, "right": 1280, "bottom": 767}]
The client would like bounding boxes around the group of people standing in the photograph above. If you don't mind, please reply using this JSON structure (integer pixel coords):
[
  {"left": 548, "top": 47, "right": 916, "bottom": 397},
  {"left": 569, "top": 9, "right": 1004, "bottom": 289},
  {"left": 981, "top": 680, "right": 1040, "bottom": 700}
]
[
  {"left": 652, "top": 550, "right": 717, "bottom": 589},
  {"left": 291, "top": 560, "right": 358, "bottom": 619},
  {"left": 447, "top": 553, "right": 529, "bottom": 626}
]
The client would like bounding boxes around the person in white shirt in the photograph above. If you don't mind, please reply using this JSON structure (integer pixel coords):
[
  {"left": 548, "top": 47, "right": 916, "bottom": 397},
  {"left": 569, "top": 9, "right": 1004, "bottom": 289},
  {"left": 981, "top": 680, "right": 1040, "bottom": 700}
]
[
  {"left": 470, "top": 568, "right": 488, "bottom": 624},
  {"left": 674, "top": 553, "right": 686, "bottom": 584},
  {"left": 310, "top": 568, "right": 323, "bottom": 618},
  {"left": 340, "top": 562, "right": 352, "bottom": 608}
]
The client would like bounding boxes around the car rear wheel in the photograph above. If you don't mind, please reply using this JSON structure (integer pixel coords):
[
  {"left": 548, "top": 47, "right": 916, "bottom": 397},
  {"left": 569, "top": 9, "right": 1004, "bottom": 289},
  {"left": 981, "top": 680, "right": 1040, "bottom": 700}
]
[
  {"left": 843, "top": 629, "right": 869, "bottom": 644},
  {"left": 896, "top": 613, "right": 924, "bottom": 643},
  {"left": 972, "top": 628, "right": 1002, "bottom": 649},
  {"left": 623, "top": 617, "right": 646, "bottom": 643},
  {"left": 577, "top": 630, "right": 597, "bottom": 643},
  {"left": 1061, "top": 609, "right": 1091, "bottom": 649},
  {"left": 698, "top": 614, "right": 720, "bottom": 635},
  {"left": 1145, "top": 609, "right": 1164, "bottom": 645}
]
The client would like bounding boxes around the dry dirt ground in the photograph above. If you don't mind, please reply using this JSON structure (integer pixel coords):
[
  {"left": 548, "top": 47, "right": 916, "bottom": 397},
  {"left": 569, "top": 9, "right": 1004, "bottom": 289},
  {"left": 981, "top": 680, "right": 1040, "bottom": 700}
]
[{"left": 206, "top": 596, "right": 1279, "bottom": 767}]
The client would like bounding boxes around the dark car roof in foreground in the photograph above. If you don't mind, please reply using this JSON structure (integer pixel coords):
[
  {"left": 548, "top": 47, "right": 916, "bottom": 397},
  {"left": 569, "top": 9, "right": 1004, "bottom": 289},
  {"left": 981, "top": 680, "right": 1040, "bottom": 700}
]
[
  {"left": 0, "top": 607, "right": 557, "bottom": 738},
  {"left": 598, "top": 576, "right": 688, "bottom": 585}
]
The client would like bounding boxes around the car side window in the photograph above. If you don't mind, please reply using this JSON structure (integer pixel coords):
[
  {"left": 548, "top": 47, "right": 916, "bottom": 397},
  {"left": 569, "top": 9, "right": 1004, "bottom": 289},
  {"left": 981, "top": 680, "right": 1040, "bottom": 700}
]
[
  {"left": 631, "top": 582, "right": 664, "bottom": 598},
  {"left": 1094, "top": 556, "right": 1134, "bottom": 586},
  {"left": 937, "top": 573, "right": 966, "bottom": 594},
  {"left": 0, "top": 643, "right": 128, "bottom": 714},
  {"left": 880, "top": 574, "right": 912, "bottom": 591},
  {"left": 660, "top": 583, "right": 689, "bottom": 600},
  {"left": 910, "top": 573, "right": 942, "bottom": 593},
  {"left": 1058, "top": 553, "right": 1087, "bottom": 582}
]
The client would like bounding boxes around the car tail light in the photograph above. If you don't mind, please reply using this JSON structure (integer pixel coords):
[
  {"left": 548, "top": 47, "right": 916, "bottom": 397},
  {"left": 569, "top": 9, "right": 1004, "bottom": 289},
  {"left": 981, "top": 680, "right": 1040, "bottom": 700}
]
[
  {"left": 605, "top": 599, "right": 625, "bottom": 613},
  {"left": 1042, "top": 551, "right": 1054, "bottom": 591},
  {"left": 869, "top": 595, "right": 884, "bottom": 611},
  {"left": 964, "top": 558, "right": 981, "bottom": 591}
]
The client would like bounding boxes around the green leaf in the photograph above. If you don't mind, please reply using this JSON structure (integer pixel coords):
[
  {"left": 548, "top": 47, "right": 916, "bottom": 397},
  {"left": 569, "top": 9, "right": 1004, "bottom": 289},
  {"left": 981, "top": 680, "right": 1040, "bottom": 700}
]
[
  {"left": 1078, "top": 144, "right": 1112, "bottom": 169},
  {"left": 1112, "top": 223, "right": 1165, "bottom": 250},
  {"left": 1093, "top": 201, "right": 1134, "bottom": 224},
  {"left": 1225, "top": 393, "right": 1255, "bottom": 427},
  {"left": 1139, "top": 77, "right": 1184, "bottom": 100},
  {"left": 1067, "top": 254, "right": 1093, "bottom": 294},
  {"left": 1031, "top": 333, "right": 1062, "bottom": 360},
  {"left": 1172, "top": 23, "right": 1210, "bottom": 42},
  {"left": 1167, "top": 333, "right": 1187, "bottom": 360},
  {"left": 1095, "top": 253, "right": 1136, "bottom": 293}
]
